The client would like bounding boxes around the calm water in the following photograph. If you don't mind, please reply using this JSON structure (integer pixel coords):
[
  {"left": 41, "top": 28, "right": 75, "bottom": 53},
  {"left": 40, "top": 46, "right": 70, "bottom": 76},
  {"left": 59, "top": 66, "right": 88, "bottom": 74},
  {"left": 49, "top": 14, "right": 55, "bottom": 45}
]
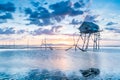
[{"left": 0, "top": 47, "right": 120, "bottom": 79}]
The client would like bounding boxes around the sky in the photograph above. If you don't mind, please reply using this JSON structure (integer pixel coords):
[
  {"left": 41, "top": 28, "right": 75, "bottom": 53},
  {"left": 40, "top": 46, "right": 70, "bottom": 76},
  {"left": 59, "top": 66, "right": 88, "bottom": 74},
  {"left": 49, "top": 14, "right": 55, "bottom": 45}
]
[{"left": 0, "top": 0, "right": 120, "bottom": 46}]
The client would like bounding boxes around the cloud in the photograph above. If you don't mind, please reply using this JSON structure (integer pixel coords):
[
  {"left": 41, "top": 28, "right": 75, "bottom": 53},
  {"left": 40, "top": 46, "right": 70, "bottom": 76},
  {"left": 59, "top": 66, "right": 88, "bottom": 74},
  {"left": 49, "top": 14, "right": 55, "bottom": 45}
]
[
  {"left": 105, "top": 28, "right": 115, "bottom": 31},
  {"left": 31, "top": 1, "right": 40, "bottom": 7},
  {"left": 31, "top": 28, "right": 54, "bottom": 35},
  {"left": 74, "top": 1, "right": 85, "bottom": 8},
  {"left": 25, "top": 0, "right": 86, "bottom": 26},
  {"left": 25, "top": 8, "right": 32, "bottom": 15},
  {"left": 27, "top": 18, "right": 52, "bottom": 26},
  {"left": 70, "top": 19, "right": 82, "bottom": 25},
  {"left": 25, "top": 6, "right": 52, "bottom": 26},
  {"left": 49, "top": 1, "right": 83, "bottom": 16},
  {"left": 84, "top": 15, "right": 99, "bottom": 22},
  {"left": 0, "top": 2, "right": 15, "bottom": 23},
  {"left": 49, "top": 1, "right": 72, "bottom": 16},
  {"left": 51, "top": 25, "right": 63, "bottom": 32},
  {"left": 31, "top": 25, "right": 63, "bottom": 35},
  {"left": 16, "top": 29, "right": 26, "bottom": 34},
  {"left": 69, "top": 9, "right": 83, "bottom": 16},
  {"left": 0, "top": 13, "right": 13, "bottom": 23},
  {"left": 0, "top": 27, "right": 15, "bottom": 35},
  {"left": 105, "top": 27, "right": 120, "bottom": 33},
  {"left": 0, "top": 13, "right": 13, "bottom": 19},
  {"left": 31, "top": 7, "right": 51, "bottom": 19},
  {"left": 0, "top": 27, "right": 27, "bottom": 35},
  {"left": 0, "top": 2, "right": 15, "bottom": 12},
  {"left": 106, "top": 22, "right": 118, "bottom": 26},
  {"left": 0, "top": 19, "right": 7, "bottom": 23}
]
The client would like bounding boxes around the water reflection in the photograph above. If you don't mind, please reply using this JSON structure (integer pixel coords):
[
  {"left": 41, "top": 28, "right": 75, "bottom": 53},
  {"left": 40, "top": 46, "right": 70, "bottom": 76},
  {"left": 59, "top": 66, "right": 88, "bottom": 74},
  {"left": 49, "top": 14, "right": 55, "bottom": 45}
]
[
  {"left": 0, "top": 49, "right": 118, "bottom": 72},
  {"left": 0, "top": 48, "right": 120, "bottom": 79},
  {"left": 61, "top": 50, "right": 101, "bottom": 72}
]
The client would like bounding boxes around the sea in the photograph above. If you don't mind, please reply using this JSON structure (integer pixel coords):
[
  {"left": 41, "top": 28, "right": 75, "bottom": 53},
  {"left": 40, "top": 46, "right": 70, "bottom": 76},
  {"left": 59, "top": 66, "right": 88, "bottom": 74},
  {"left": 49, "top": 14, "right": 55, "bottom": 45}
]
[{"left": 0, "top": 47, "right": 120, "bottom": 80}]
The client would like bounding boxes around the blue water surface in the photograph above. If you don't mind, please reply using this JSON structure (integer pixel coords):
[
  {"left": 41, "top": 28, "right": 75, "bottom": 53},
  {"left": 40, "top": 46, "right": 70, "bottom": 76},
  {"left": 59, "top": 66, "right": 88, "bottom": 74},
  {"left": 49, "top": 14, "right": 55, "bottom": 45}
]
[{"left": 0, "top": 47, "right": 120, "bottom": 79}]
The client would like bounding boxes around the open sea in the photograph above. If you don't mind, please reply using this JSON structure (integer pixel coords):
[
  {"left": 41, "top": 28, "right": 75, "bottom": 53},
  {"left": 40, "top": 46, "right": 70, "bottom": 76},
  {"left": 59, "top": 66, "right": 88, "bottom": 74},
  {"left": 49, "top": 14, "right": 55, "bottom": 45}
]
[{"left": 0, "top": 47, "right": 120, "bottom": 80}]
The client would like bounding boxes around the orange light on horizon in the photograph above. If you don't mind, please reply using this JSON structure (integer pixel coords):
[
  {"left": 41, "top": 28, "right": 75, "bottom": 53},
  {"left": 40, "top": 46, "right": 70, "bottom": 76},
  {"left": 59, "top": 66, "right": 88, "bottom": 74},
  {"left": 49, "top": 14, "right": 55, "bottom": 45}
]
[{"left": 0, "top": 34, "right": 120, "bottom": 47}]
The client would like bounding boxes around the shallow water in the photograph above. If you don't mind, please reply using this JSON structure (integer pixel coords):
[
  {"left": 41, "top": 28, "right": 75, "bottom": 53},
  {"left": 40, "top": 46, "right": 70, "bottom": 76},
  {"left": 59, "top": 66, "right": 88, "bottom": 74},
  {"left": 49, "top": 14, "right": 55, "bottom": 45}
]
[{"left": 0, "top": 47, "right": 120, "bottom": 79}]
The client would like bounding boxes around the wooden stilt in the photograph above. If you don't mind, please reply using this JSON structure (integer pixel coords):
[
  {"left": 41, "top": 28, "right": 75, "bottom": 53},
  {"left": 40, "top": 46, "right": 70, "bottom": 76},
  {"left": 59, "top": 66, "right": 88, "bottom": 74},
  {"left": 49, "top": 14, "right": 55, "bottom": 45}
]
[
  {"left": 93, "top": 33, "right": 95, "bottom": 50},
  {"left": 85, "top": 34, "right": 91, "bottom": 50},
  {"left": 44, "top": 38, "right": 47, "bottom": 50},
  {"left": 65, "top": 33, "right": 84, "bottom": 51},
  {"left": 82, "top": 34, "right": 86, "bottom": 50}
]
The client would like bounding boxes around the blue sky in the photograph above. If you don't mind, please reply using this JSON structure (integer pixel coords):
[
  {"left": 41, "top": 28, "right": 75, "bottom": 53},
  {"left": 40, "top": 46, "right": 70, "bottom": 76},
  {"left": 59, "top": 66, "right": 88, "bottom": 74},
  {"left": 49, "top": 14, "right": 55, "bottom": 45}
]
[
  {"left": 90, "top": 0, "right": 120, "bottom": 41},
  {"left": 0, "top": 0, "right": 120, "bottom": 46}
]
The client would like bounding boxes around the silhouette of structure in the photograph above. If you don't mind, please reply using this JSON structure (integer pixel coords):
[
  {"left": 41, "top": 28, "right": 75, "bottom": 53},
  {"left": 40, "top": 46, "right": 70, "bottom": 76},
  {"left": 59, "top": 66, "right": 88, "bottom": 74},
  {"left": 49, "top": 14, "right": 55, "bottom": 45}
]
[
  {"left": 66, "top": 21, "right": 101, "bottom": 51},
  {"left": 65, "top": 19, "right": 83, "bottom": 51},
  {"left": 78, "top": 21, "right": 100, "bottom": 51},
  {"left": 40, "top": 38, "right": 53, "bottom": 50},
  {"left": 65, "top": 33, "right": 83, "bottom": 51}
]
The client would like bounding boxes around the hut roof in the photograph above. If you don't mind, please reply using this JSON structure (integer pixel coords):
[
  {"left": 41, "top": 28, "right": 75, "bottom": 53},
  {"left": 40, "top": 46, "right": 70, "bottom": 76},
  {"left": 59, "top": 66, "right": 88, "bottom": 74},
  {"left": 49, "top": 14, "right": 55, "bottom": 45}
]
[{"left": 78, "top": 22, "right": 99, "bottom": 33}]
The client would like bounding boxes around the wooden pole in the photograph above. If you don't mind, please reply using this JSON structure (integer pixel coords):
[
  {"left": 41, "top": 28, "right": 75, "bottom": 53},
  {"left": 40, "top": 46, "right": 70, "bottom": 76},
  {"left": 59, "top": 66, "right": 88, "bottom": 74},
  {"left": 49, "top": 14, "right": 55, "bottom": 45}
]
[
  {"left": 44, "top": 38, "right": 47, "bottom": 50},
  {"left": 82, "top": 34, "right": 86, "bottom": 50},
  {"left": 85, "top": 34, "right": 91, "bottom": 50}
]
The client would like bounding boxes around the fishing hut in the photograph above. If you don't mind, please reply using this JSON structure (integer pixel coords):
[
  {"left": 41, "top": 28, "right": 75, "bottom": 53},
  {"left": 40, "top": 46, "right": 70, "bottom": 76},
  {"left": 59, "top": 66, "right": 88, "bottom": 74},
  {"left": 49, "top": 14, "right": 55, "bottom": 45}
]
[{"left": 78, "top": 21, "right": 100, "bottom": 51}]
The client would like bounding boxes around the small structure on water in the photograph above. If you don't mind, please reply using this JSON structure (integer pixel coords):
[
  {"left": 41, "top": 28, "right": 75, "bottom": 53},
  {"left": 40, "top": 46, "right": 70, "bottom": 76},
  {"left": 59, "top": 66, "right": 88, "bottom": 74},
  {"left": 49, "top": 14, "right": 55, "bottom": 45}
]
[
  {"left": 66, "top": 21, "right": 101, "bottom": 51},
  {"left": 40, "top": 38, "right": 53, "bottom": 50},
  {"left": 78, "top": 21, "right": 100, "bottom": 51}
]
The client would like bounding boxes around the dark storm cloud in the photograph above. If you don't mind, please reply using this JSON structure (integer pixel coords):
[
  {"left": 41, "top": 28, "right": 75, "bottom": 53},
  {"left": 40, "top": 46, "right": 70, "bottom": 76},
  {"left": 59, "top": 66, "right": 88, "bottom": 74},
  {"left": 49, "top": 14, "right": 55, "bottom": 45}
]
[
  {"left": 0, "top": 27, "right": 15, "bottom": 35},
  {"left": 105, "top": 28, "right": 120, "bottom": 33},
  {"left": 0, "top": 2, "right": 15, "bottom": 12},
  {"left": 106, "top": 22, "right": 118, "bottom": 26},
  {"left": 25, "top": 0, "right": 85, "bottom": 26}
]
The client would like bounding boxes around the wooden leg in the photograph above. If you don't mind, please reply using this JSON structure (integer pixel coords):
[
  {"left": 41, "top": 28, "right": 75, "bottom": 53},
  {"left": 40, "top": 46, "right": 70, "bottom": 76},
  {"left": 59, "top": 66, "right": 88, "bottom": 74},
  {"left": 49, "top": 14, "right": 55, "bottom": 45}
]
[
  {"left": 82, "top": 34, "right": 86, "bottom": 50},
  {"left": 85, "top": 34, "right": 91, "bottom": 50}
]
